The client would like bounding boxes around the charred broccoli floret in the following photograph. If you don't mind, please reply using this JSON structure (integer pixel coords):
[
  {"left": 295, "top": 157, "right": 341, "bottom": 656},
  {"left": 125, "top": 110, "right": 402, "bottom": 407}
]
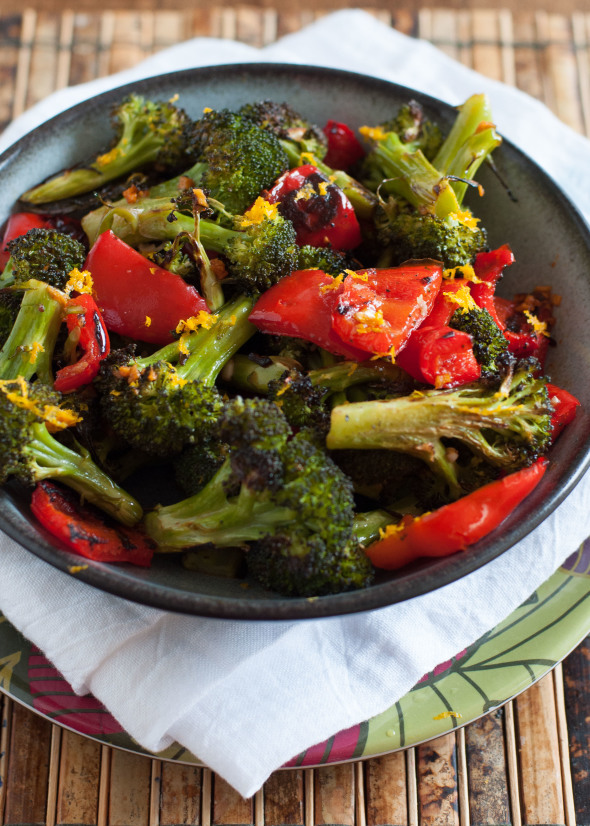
[
  {"left": 238, "top": 100, "right": 328, "bottom": 164},
  {"left": 379, "top": 99, "right": 443, "bottom": 161},
  {"left": 84, "top": 195, "right": 298, "bottom": 295},
  {"left": 21, "top": 94, "right": 196, "bottom": 204},
  {"left": 145, "top": 397, "right": 373, "bottom": 597},
  {"left": 326, "top": 361, "right": 553, "bottom": 498},
  {"left": 0, "top": 229, "right": 86, "bottom": 290},
  {"left": 296, "top": 245, "right": 356, "bottom": 276},
  {"left": 374, "top": 201, "right": 488, "bottom": 269},
  {"left": 361, "top": 94, "right": 501, "bottom": 267},
  {"left": 449, "top": 306, "right": 512, "bottom": 380},
  {"left": 96, "top": 294, "right": 255, "bottom": 457},
  {"left": 0, "top": 377, "right": 142, "bottom": 524},
  {"left": 190, "top": 109, "right": 289, "bottom": 214}
]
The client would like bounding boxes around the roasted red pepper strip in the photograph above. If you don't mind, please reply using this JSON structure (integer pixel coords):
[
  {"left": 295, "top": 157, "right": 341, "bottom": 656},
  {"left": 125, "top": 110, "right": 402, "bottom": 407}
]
[
  {"left": 547, "top": 383, "right": 580, "bottom": 439},
  {"left": 322, "top": 120, "right": 365, "bottom": 170},
  {"left": 31, "top": 481, "right": 155, "bottom": 567},
  {"left": 249, "top": 268, "right": 368, "bottom": 360},
  {"left": 331, "top": 262, "right": 443, "bottom": 357},
  {"left": 366, "top": 458, "right": 548, "bottom": 571},
  {"left": 396, "top": 277, "right": 481, "bottom": 387},
  {"left": 85, "top": 230, "right": 209, "bottom": 345},
  {"left": 54, "top": 294, "right": 110, "bottom": 394},
  {"left": 0, "top": 212, "right": 50, "bottom": 269},
  {"left": 265, "top": 164, "right": 361, "bottom": 250},
  {"left": 469, "top": 245, "right": 543, "bottom": 359}
]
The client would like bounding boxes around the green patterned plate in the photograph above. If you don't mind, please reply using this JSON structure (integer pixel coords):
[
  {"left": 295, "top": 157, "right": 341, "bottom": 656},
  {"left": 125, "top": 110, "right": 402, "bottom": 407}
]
[{"left": 1, "top": 542, "right": 590, "bottom": 767}]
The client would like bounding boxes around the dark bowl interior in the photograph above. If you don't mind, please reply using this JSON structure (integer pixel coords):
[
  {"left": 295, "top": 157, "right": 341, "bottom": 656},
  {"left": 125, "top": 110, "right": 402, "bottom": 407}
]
[{"left": 1, "top": 63, "right": 590, "bottom": 620}]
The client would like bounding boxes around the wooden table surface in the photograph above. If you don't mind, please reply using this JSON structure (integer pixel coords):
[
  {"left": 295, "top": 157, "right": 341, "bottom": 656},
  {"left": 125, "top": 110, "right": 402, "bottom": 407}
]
[{"left": 2, "top": 6, "right": 590, "bottom": 825}]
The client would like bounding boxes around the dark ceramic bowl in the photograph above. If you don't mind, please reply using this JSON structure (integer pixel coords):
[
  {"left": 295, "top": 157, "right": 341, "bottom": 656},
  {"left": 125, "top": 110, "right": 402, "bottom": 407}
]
[{"left": 1, "top": 64, "right": 590, "bottom": 620}]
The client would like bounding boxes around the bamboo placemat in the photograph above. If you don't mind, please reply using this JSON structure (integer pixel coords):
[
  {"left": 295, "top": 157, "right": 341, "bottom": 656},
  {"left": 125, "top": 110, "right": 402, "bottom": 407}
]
[{"left": 1, "top": 7, "right": 590, "bottom": 825}]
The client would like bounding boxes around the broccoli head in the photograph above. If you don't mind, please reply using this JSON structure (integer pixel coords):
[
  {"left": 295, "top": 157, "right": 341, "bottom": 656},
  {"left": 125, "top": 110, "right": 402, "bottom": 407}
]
[
  {"left": 0, "top": 229, "right": 87, "bottom": 290},
  {"left": 0, "top": 376, "right": 142, "bottom": 524},
  {"left": 0, "top": 290, "right": 22, "bottom": 348},
  {"left": 379, "top": 99, "right": 443, "bottom": 161},
  {"left": 145, "top": 398, "right": 372, "bottom": 597},
  {"left": 326, "top": 360, "right": 553, "bottom": 499},
  {"left": 375, "top": 199, "right": 487, "bottom": 269},
  {"left": 191, "top": 109, "right": 289, "bottom": 214},
  {"left": 449, "top": 306, "right": 513, "bottom": 380},
  {"left": 21, "top": 94, "right": 196, "bottom": 204},
  {"left": 296, "top": 245, "right": 356, "bottom": 276},
  {"left": 238, "top": 100, "right": 328, "bottom": 164}
]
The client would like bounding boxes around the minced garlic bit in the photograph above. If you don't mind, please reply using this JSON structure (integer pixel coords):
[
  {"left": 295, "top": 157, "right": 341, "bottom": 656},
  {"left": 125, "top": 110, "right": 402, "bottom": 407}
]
[
  {"left": 65, "top": 268, "right": 94, "bottom": 295},
  {"left": 524, "top": 309, "right": 549, "bottom": 336},
  {"left": 433, "top": 711, "right": 462, "bottom": 720},
  {"left": 192, "top": 187, "right": 209, "bottom": 208},
  {"left": 443, "top": 283, "right": 477, "bottom": 313},
  {"left": 145, "top": 316, "right": 152, "bottom": 328},
  {"left": 239, "top": 197, "right": 279, "bottom": 228},
  {"left": 169, "top": 93, "right": 179, "bottom": 104},
  {"left": 0, "top": 377, "right": 80, "bottom": 430}
]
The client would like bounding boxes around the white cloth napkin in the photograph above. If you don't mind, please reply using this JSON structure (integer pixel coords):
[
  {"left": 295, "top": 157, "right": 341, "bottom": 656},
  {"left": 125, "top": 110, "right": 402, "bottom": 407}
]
[{"left": 1, "top": 9, "right": 590, "bottom": 797}]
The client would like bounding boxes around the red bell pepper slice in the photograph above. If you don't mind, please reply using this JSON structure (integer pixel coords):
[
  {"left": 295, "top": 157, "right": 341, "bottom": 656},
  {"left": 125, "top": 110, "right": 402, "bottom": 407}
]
[
  {"left": 31, "top": 481, "right": 155, "bottom": 567},
  {"left": 249, "top": 269, "right": 368, "bottom": 361},
  {"left": 0, "top": 212, "right": 50, "bottom": 269},
  {"left": 322, "top": 120, "right": 365, "bottom": 170},
  {"left": 365, "top": 458, "right": 548, "bottom": 571},
  {"left": 396, "top": 277, "right": 481, "bottom": 387},
  {"left": 547, "top": 383, "right": 580, "bottom": 439},
  {"left": 54, "top": 294, "right": 110, "bottom": 394},
  {"left": 265, "top": 164, "right": 361, "bottom": 250},
  {"left": 331, "top": 262, "right": 443, "bottom": 357},
  {"left": 85, "top": 230, "right": 209, "bottom": 345}
]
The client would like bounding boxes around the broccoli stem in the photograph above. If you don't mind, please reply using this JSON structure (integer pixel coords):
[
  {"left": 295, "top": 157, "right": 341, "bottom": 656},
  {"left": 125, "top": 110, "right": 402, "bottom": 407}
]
[
  {"left": 135, "top": 294, "right": 255, "bottom": 384},
  {"left": 445, "top": 127, "right": 502, "bottom": 205},
  {"left": 432, "top": 94, "right": 494, "bottom": 174},
  {"left": 224, "top": 354, "right": 406, "bottom": 397},
  {"left": 0, "top": 259, "right": 16, "bottom": 289},
  {"left": 148, "top": 160, "right": 208, "bottom": 199},
  {"left": 352, "top": 510, "right": 394, "bottom": 545},
  {"left": 0, "top": 283, "right": 64, "bottom": 383},
  {"left": 145, "top": 458, "right": 295, "bottom": 549},
  {"left": 27, "top": 422, "right": 143, "bottom": 525}
]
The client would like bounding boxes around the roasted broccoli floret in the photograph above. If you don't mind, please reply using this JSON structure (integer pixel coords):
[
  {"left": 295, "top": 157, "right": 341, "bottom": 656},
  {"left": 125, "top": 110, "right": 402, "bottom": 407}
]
[
  {"left": 380, "top": 99, "right": 443, "bottom": 161},
  {"left": 225, "top": 355, "right": 412, "bottom": 436},
  {"left": 0, "top": 229, "right": 86, "bottom": 290},
  {"left": 190, "top": 109, "right": 290, "bottom": 214},
  {"left": 145, "top": 397, "right": 373, "bottom": 597},
  {"left": 21, "top": 94, "right": 196, "bottom": 204},
  {"left": 84, "top": 195, "right": 298, "bottom": 295},
  {"left": 374, "top": 201, "right": 488, "bottom": 269},
  {"left": 296, "top": 245, "right": 356, "bottom": 276},
  {"left": 0, "top": 377, "right": 142, "bottom": 524},
  {"left": 96, "top": 294, "right": 255, "bottom": 457},
  {"left": 0, "top": 281, "right": 64, "bottom": 383},
  {"left": 361, "top": 94, "right": 501, "bottom": 267},
  {"left": 449, "top": 306, "right": 512, "bottom": 380},
  {"left": 238, "top": 100, "right": 328, "bottom": 164},
  {"left": 326, "top": 361, "right": 553, "bottom": 498}
]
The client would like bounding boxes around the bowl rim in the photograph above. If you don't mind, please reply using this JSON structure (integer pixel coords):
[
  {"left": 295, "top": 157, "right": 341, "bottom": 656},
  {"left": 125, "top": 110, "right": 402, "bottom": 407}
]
[{"left": 1, "top": 61, "right": 590, "bottom": 620}]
